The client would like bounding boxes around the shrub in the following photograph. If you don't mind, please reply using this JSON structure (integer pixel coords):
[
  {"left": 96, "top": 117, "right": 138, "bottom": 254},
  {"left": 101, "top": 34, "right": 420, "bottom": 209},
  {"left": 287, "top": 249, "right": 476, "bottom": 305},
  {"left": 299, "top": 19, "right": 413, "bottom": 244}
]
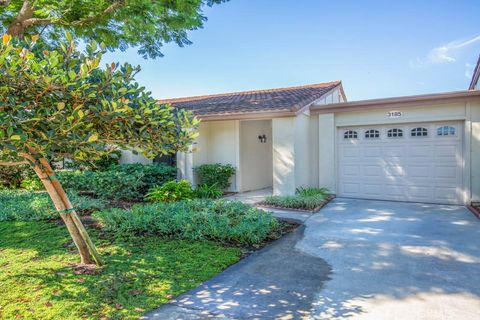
[
  {"left": 194, "top": 184, "right": 223, "bottom": 199},
  {"left": 0, "top": 190, "right": 105, "bottom": 221},
  {"left": 20, "top": 177, "right": 44, "bottom": 191},
  {"left": 261, "top": 187, "right": 330, "bottom": 211},
  {"left": 295, "top": 187, "right": 330, "bottom": 197},
  {"left": 63, "top": 150, "right": 122, "bottom": 171},
  {"left": 58, "top": 163, "right": 177, "bottom": 201},
  {"left": 93, "top": 200, "right": 280, "bottom": 245},
  {"left": 194, "top": 163, "right": 236, "bottom": 190},
  {"left": 146, "top": 180, "right": 194, "bottom": 203},
  {"left": 0, "top": 165, "right": 29, "bottom": 189}
]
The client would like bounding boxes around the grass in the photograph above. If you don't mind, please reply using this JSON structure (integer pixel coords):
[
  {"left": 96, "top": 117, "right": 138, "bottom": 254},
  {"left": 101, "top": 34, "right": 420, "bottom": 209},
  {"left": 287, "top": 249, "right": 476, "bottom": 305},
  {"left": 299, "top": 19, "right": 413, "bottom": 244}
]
[
  {"left": 260, "top": 187, "right": 330, "bottom": 211},
  {"left": 0, "top": 221, "right": 240, "bottom": 320}
]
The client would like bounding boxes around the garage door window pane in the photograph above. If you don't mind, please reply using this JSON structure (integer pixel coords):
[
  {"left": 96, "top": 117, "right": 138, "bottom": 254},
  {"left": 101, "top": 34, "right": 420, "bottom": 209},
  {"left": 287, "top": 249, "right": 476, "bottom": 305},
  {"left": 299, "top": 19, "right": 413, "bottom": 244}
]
[
  {"left": 437, "top": 126, "right": 455, "bottom": 136},
  {"left": 344, "top": 130, "right": 358, "bottom": 139},
  {"left": 365, "top": 129, "right": 380, "bottom": 139},
  {"left": 387, "top": 128, "right": 403, "bottom": 138},
  {"left": 411, "top": 127, "right": 428, "bottom": 137}
]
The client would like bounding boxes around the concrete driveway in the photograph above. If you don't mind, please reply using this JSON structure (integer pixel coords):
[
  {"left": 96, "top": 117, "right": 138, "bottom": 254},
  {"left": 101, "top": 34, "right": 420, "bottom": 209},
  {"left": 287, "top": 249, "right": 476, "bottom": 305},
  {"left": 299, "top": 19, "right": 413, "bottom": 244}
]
[{"left": 144, "top": 198, "right": 480, "bottom": 319}]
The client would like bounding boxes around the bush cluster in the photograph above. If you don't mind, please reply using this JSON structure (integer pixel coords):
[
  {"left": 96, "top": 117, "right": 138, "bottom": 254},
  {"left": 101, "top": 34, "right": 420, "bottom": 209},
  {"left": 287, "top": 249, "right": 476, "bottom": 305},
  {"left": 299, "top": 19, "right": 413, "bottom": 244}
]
[
  {"left": 261, "top": 187, "right": 330, "bottom": 211},
  {"left": 94, "top": 200, "right": 280, "bottom": 245},
  {"left": 58, "top": 163, "right": 176, "bottom": 201},
  {"left": 0, "top": 165, "right": 32, "bottom": 189},
  {"left": 194, "top": 163, "right": 235, "bottom": 190},
  {"left": 146, "top": 180, "right": 194, "bottom": 202},
  {"left": 0, "top": 190, "right": 105, "bottom": 221},
  {"left": 146, "top": 180, "right": 224, "bottom": 203}
]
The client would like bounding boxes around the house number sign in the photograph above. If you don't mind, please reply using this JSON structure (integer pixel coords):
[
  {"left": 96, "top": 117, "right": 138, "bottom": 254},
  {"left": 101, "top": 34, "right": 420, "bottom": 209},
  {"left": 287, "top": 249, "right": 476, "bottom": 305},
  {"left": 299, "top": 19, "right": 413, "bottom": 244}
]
[{"left": 387, "top": 111, "right": 402, "bottom": 118}]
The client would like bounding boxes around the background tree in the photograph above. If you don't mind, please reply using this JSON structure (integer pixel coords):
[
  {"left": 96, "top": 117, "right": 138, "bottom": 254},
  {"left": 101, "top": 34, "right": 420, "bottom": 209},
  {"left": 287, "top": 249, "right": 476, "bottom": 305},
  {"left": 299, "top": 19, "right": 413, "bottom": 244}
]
[
  {"left": 0, "top": 34, "right": 199, "bottom": 265},
  {"left": 0, "top": 0, "right": 226, "bottom": 58}
]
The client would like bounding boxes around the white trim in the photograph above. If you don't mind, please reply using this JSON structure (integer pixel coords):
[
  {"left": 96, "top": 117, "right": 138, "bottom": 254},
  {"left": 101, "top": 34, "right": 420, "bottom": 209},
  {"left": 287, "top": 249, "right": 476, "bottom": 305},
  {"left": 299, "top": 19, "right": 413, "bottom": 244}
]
[{"left": 464, "top": 103, "right": 472, "bottom": 204}]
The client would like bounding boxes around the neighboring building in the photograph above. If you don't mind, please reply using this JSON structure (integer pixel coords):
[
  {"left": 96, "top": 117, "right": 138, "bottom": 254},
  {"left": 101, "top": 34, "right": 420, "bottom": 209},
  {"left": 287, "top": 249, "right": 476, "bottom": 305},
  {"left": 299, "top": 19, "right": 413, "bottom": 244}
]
[
  {"left": 469, "top": 54, "right": 480, "bottom": 90},
  {"left": 156, "top": 81, "right": 480, "bottom": 206}
]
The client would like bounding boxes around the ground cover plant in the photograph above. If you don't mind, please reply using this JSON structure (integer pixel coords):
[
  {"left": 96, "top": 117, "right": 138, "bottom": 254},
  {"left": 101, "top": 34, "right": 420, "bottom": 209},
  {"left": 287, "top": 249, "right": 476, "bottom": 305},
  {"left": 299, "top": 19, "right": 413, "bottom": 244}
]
[
  {"left": 0, "top": 221, "right": 240, "bottom": 320},
  {"left": 94, "top": 200, "right": 281, "bottom": 246},
  {"left": 194, "top": 183, "right": 223, "bottom": 199},
  {"left": 260, "top": 187, "right": 331, "bottom": 211},
  {"left": 0, "top": 190, "right": 105, "bottom": 221}
]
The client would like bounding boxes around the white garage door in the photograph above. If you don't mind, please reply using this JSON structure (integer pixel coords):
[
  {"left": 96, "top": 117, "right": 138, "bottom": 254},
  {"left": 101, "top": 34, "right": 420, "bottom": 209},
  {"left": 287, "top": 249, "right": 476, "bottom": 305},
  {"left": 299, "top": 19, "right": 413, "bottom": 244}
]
[{"left": 337, "top": 122, "right": 464, "bottom": 205}]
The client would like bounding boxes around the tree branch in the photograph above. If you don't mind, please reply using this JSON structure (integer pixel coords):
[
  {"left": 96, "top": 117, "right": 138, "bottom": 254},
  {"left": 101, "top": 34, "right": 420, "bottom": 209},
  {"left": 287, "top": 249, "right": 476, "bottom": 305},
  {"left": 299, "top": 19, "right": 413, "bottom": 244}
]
[
  {"left": 23, "top": 18, "right": 57, "bottom": 28},
  {"left": 0, "top": 160, "right": 29, "bottom": 166},
  {"left": 0, "top": 0, "right": 11, "bottom": 7},
  {"left": 71, "top": 1, "right": 123, "bottom": 26}
]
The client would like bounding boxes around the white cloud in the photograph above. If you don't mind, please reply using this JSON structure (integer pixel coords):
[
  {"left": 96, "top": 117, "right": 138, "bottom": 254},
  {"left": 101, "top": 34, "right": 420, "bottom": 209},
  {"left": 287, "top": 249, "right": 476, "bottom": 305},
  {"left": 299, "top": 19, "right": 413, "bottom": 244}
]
[
  {"left": 412, "top": 34, "right": 480, "bottom": 67},
  {"left": 465, "top": 62, "right": 474, "bottom": 79}
]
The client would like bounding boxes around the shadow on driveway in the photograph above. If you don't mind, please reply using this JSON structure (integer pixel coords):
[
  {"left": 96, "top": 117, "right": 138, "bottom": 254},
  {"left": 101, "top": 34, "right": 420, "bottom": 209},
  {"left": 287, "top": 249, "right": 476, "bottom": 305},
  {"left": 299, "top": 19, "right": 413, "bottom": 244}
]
[{"left": 143, "top": 226, "right": 332, "bottom": 319}]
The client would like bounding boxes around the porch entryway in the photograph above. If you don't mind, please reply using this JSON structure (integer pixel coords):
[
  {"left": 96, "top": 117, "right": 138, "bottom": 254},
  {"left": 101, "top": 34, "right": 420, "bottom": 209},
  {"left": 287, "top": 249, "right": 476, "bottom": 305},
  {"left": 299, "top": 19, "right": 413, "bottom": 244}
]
[{"left": 238, "top": 120, "right": 273, "bottom": 192}]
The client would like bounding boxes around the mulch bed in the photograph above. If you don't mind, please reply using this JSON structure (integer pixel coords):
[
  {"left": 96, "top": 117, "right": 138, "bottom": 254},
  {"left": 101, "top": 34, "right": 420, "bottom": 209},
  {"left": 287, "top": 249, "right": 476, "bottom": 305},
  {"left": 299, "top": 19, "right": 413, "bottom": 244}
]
[
  {"left": 256, "top": 195, "right": 335, "bottom": 213},
  {"left": 238, "top": 220, "right": 299, "bottom": 259},
  {"left": 467, "top": 202, "right": 480, "bottom": 219}
]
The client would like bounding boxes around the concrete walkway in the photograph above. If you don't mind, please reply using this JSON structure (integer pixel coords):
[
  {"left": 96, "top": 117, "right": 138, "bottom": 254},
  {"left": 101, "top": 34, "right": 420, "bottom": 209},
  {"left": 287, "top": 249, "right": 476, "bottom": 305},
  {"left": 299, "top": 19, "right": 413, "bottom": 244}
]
[{"left": 144, "top": 198, "right": 480, "bottom": 319}]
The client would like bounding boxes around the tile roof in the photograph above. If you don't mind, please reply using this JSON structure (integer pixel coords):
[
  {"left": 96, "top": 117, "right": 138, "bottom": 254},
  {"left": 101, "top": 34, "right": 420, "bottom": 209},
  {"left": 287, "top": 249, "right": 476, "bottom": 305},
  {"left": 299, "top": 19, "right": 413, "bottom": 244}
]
[{"left": 158, "top": 81, "right": 341, "bottom": 117}]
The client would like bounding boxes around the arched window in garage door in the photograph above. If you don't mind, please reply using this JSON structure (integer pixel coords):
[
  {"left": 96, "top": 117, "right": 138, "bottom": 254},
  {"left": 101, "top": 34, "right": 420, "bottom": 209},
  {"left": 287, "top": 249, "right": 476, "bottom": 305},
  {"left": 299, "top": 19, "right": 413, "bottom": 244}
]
[
  {"left": 344, "top": 130, "right": 358, "bottom": 139},
  {"left": 387, "top": 128, "right": 403, "bottom": 138},
  {"left": 365, "top": 129, "right": 380, "bottom": 139},
  {"left": 411, "top": 127, "right": 428, "bottom": 137},
  {"left": 437, "top": 126, "right": 456, "bottom": 136}
]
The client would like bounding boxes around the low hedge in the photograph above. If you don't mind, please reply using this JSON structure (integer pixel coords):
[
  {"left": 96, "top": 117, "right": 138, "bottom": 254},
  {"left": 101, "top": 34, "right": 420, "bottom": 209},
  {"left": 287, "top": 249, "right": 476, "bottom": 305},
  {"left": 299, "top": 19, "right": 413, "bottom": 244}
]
[
  {"left": 261, "top": 187, "right": 330, "bottom": 211},
  {"left": 58, "top": 163, "right": 177, "bottom": 201},
  {"left": 94, "top": 200, "right": 280, "bottom": 245},
  {"left": 0, "top": 190, "right": 105, "bottom": 221}
]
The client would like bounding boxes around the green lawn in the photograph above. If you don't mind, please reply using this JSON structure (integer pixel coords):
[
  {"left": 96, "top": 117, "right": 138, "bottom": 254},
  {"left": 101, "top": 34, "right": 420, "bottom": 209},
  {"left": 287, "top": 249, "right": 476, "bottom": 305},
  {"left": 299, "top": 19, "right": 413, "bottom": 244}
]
[{"left": 0, "top": 221, "right": 240, "bottom": 320}]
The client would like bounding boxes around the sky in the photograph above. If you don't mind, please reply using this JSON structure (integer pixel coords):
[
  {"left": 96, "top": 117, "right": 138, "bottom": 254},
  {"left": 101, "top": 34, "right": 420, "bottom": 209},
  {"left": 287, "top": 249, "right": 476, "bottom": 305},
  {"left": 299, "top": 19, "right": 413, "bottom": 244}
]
[{"left": 102, "top": 0, "right": 480, "bottom": 101}]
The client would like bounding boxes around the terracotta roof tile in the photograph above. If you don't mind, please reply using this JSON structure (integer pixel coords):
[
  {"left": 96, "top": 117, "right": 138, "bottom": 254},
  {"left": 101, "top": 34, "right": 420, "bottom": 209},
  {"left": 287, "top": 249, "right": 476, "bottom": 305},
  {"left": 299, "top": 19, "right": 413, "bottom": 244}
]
[{"left": 158, "top": 81, "right": 341, "bottom": 116}]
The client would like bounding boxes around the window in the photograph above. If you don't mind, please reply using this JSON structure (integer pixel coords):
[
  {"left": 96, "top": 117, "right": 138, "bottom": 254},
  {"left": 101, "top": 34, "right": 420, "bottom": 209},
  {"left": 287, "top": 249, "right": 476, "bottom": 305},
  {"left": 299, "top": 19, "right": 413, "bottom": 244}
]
[
  {"left": 365, "top": 129, "right": 380, "bottom": 139},
  {"left": 437, "top": 126, "right": 455, "bottom": 136},
  {"left": 344, "top": 130, "right": 358, "bottom": 139},
  {"left": 387, "top": 128, "right": 403, "bottom": 138},
  {"left": 411, "top": 127, "right": 428, "bottom": 137}
]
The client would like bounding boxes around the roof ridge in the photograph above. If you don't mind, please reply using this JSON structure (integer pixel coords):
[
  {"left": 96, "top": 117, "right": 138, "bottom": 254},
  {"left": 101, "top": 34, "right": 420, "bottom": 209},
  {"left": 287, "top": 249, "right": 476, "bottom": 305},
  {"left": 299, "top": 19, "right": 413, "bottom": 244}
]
[{"left": 157, "top": 81, "right": 341, "bottom": 103}]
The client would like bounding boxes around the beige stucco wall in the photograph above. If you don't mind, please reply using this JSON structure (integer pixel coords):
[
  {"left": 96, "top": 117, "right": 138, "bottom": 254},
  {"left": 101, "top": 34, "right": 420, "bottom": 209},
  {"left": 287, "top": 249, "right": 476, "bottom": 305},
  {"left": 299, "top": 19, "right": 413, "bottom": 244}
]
[
  {"left": 294, "top": 113, "right": 311, "bottom": 188},
  {"left": 119, "top": 150, "right": 153, "bottom": 165},
  {"left": 272, "top": 117, "right": 296, "bottom": 195},
  {"left": 309, "top": 115, "right": 319, "bottom": 187},
  {"left": 317, "top": 99, "right": 480, "bottom": 204},
  {"left": 271, "top": 113, "right": 316, "bottom": 195},
  {"left": 318, "top": 113, "right": 336, "bottom": 192},
  {"left": 239, "top": 120, "right": 273, "bottom": 191},
  {"left": 470, "top": 100, "right": 480, "bottom": 202},
  {"left": 179, "top": 120, "right": 240, "bottom": 191}
]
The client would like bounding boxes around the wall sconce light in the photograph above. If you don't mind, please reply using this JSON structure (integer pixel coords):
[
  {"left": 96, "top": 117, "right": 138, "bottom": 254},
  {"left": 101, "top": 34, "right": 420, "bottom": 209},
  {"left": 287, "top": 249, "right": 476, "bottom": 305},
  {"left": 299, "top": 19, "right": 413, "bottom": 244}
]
[{"left": 258, "top": 134, "right": 267, "bottom": 143}]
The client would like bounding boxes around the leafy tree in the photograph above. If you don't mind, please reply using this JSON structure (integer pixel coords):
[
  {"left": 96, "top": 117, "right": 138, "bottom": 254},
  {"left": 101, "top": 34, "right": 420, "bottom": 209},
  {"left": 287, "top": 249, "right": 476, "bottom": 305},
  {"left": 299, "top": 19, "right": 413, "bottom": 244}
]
[
  {"left": 0, "top": 0, "right": 225, "bottom": 58},
  {"left": 0, "top": 34, "right": 199, "bottom": 265}
]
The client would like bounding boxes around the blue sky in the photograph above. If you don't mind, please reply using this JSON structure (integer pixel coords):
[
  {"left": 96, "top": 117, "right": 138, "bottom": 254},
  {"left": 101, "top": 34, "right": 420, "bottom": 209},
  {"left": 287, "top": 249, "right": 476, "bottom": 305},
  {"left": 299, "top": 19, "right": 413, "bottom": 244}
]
[{"left": 103, "top": 0, "right": 480, "bottom": 101}]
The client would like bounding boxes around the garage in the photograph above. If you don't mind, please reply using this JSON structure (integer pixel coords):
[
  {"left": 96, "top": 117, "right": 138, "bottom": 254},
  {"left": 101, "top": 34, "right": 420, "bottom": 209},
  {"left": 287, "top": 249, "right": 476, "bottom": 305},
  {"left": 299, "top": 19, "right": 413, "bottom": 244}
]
[{"left": 337, "top": 121, "right": 464, "bottom": 205}]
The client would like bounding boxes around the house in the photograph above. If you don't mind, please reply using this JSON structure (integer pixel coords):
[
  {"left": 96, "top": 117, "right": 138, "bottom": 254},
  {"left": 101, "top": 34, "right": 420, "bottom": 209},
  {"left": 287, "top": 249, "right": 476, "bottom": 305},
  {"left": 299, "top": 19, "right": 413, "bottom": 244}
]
[
  {"left": 162, "top": 81, "right": 346, "bottom": 196},
  {"left": 153, "top": 77, "right": 480, "bottom": 206}
]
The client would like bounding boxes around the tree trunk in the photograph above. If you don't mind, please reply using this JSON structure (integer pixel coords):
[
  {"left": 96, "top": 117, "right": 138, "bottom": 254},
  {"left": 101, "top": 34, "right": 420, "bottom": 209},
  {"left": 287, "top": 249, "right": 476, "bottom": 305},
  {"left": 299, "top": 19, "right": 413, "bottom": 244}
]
[
  {"left": 6, "top": 0, "right": 33, "bottom": 38},
  {"left": 38, "top": 158, "right": 104, "bottom": 266},
  {"left": 25, "top": 154, "right": 104, "bottom": 266}
]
